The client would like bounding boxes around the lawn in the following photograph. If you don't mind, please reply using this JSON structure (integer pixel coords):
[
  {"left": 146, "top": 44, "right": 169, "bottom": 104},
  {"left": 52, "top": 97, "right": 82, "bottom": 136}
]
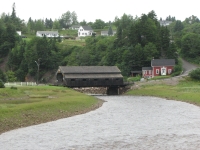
[
  {"left": 126, "top": 79, "right": 200, "bottom": 106},
  {"left": 0, "top": 85, "right": 102, "bottom": 134},
  {"left": 60, "top": 39, "right": 85, "bottom": 47}
]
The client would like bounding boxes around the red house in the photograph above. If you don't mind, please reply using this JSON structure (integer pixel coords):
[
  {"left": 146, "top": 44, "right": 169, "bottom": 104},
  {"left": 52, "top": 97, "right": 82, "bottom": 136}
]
[{"left": 142, "top": 59, "right": 175, "bottom": 78}]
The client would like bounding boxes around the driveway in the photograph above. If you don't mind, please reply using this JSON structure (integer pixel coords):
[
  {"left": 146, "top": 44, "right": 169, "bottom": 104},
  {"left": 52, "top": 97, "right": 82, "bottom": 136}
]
[{"left": 180, "top": 58, "right": 199, "bottom": 76}]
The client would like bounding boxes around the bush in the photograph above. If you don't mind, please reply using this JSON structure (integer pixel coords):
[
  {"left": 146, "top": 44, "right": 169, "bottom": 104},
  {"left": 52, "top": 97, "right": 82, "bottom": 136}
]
[
  {"left": 0, "top": 79, "right": 5, "bottom": 88},
  {"left": 10, "top": 86, "right": 17, "bottom": 90},
  {"left": 127, "top": 75, "right": 141, "bottom": 82},
  {"left": 189, "top": 68, "right": 200, "bottom": 80},
  {"left": 171, "top": 59, "right": 183, "bottom": 77}
]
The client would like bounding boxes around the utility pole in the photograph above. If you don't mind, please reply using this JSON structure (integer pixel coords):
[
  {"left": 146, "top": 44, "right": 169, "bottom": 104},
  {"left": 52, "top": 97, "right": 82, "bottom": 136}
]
[{"left": 35, "top": 58, "right": 40, "bottom": 85}]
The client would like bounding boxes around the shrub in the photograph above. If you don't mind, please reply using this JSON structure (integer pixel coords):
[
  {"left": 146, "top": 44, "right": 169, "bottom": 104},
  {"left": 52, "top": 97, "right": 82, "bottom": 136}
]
[
  {"left": 10, "top": 86, "right": 17, "bottom": 90},
  {"left": 189, "top": 68, "right": 200, "bottom": 80},
  {"left": 127, "top": 75, "right": 141, "bottom": 82},
  {"left": 0, "top": 79, "right": 5, "bottom": 88},
  {"left": 171, "top": 59, "right": 183, "bottom": 77}
]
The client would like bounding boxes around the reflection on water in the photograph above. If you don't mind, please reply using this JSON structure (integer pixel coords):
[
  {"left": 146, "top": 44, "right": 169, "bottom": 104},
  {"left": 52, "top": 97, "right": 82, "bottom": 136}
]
[{"left": 0, "top": 96, "right": 200, "bottom": 150}]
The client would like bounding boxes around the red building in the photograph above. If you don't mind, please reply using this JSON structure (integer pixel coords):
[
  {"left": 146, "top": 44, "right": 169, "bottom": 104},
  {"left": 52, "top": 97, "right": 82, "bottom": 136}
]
[{"left": 142, "top": 59, "right": 175, "bottom": 78}]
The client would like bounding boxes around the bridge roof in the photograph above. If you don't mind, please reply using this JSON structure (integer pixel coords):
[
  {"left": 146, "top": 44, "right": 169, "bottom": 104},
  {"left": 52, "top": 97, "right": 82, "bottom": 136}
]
[{"left": 58, "top": 66, "right": 122, "bottom": 74}]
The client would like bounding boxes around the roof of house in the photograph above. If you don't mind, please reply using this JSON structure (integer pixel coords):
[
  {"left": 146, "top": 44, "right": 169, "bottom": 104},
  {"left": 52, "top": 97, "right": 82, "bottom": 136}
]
[
  {"left": 151, "top": 59, "right": 175, "bottom": 66},
  {"left": 58, "top": 66, "right": 122, "bottom": 74},
  {"left": 37, "top": 31, "right": 58, "bottom": 34},
  {"left": 142, "top": 67, "right": 152, "bottom": 70},
  {"left": 101, "top": 30, "right": 116, "bottom": 33},
  {"left": 81, "top": 26, "right": 93, "bottom": 31},
  {"left": 101, "top": 31, "right": 108, "bottom": 34}
]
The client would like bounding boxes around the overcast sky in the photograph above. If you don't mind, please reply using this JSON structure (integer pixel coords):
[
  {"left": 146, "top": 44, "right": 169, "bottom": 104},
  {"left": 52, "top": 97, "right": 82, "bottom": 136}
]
[{"left": 0, "top": 0, "right": 199, "bottom": 22}]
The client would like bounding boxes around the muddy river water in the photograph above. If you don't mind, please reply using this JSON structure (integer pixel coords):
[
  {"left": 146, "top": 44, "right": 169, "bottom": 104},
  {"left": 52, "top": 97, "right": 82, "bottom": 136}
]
[{"left": 0, "top": 96, "right": 200, "bottom": 150}]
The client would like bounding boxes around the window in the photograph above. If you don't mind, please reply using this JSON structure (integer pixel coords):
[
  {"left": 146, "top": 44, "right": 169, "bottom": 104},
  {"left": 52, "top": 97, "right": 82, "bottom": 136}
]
[
  {"left": 71, "top": 79, "right": 75, "bottom": 81},
  {"left": 82, "top": 33, "right": 84, "bottom": 35},
  {"left": 94, "top": 79, "right": 98, "bottom": 81},
  {"left": 85, "top": 33, "right": 87, "bottom": 35},
  {"left": 168, "top": 69, "right": 172, "bottom": 74},
  {"left": 156, "top": 69, "right": 159, "bottom": 74},
  {"left": 105, "top": 78, "right": 109, "bottom": 81},
  {"left": 79, "top": 32, "right": 80, "bottom": 35},
  {"left": 82, "top": 79, "right": 86, "bottom": 81}
]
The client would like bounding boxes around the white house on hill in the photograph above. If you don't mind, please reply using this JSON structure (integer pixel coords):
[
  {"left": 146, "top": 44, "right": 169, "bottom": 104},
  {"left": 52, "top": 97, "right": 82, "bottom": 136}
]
[
  {"left": 101, "top": 30, "right": 116, "bottom": 36},
  {"left": 36, "top": 31, "right": 59, "bottom": 37},
  {"left": 78, "top": 26, "right": 93, "bottom": 37},
  {"left": 16, "top": 31, "right": 21, "bottom": 36},
  {"left": 159, "top": 20, "right": 172, "bottom": 26}
]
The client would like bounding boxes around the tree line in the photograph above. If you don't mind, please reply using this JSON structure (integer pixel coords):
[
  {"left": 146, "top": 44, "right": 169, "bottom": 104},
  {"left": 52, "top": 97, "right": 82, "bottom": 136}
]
[{"left": 1, "top": 3, "right": 200, "bottom": 83}]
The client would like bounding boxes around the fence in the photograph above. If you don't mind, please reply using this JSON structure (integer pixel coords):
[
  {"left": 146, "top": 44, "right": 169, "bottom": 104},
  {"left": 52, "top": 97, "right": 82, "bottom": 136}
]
[{"left": 5, "top": 82, "right": 37, "bottom": 87}]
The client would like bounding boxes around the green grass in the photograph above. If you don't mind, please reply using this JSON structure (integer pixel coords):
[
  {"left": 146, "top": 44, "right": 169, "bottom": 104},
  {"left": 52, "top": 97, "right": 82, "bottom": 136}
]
[
  {"left": 0, "top": 86, "right": 101, "bottom": 134},
  {"left": 127, "top": 76, "right": 141, "bottom": 82},
  {"left": 59, "top": 29, "right": 78, "bottom": 37},
  {"left": 126, "top": 79, "right": 200, "bottom": 106},
  {"left": 150, "top": 75, "right": 171, "bottom": 80},
  {"left": 60, "top": 39, "right": 85, "bottom": 47}
]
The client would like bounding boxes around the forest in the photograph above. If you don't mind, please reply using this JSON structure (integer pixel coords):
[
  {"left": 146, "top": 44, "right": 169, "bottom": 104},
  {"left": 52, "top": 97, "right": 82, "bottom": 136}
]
[{"left": 0, "top": 3, "right": 200, "bottom": 83}]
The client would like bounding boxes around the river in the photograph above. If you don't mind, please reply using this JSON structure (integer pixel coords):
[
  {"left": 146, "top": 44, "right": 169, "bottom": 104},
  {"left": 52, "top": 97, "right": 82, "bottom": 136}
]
[{"left": 0, "top": 96, "right": 200, "bottom": 150}]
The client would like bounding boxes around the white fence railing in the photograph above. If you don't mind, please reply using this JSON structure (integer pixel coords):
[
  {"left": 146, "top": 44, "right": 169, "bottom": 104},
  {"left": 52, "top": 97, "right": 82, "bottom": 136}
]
[{"left": 5, "top": 82, "right": 37, "bottom": 86}]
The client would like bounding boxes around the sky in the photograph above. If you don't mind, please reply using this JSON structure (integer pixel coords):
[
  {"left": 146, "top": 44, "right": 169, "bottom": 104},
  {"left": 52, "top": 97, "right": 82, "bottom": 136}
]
[{"left": 0, "top": 0, "right": 199, "bottom": 23}]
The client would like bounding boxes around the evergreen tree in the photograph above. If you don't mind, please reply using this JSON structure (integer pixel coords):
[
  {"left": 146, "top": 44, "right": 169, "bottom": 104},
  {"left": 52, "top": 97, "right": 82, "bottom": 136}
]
[
  {"left": 108, "top": 22, "right": 113, "bottom": 36},
  {"left": 0, "top": 69, "right": 6, "bottom": 82}
]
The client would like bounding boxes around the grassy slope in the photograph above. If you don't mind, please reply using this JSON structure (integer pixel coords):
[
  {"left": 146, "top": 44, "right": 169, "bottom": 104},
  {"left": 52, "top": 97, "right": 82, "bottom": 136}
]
[
  {"left": 0, "top": 86, "right": 102, "bottom": 134},
  {"left": 126, "top": 79, "right": 200, "bottom": 106}
]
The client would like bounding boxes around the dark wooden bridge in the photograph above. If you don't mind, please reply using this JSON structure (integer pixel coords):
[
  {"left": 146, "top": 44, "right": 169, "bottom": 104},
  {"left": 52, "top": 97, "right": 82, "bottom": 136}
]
[{"left": 56, "top": 66, "right": 129, "bottom": 95}]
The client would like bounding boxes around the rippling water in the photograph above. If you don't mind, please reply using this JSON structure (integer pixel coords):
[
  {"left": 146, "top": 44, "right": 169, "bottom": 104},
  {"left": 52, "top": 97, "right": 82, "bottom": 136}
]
[{"left": 0, "top": 96, "right": 200, "bottom": 150}]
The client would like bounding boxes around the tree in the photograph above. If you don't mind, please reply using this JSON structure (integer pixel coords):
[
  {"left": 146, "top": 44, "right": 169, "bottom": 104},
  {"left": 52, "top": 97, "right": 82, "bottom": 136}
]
[
  {"left": 174, "top": 20, "right": 184, "bottom": 32},
  {"left": 0, "top": 79, "right": 5, "bottom": 88},
  {"left": 35, "top": 19, "right": 45, "bottom": 31},
  {"left": 92, "top": 19, "right": 105, "bottom": 29},
  {"left": 108, "top": 22, "right": 113, "bottom": 36},
  {"left": 80, "top": 20, "right": 87, "bottom": 26},
  {"left": 167, "top": 42, "right": 178, "bottom": 63},
  {"left": 143, "top": 42, "right": 159, "bottom": 62},
  {"left": 189, "top": 68, "right": 200, "bottom": 80},
  {"left": 53, "top": 19, "right": 61, "bottom": 29},
  {"left": 11, "top": 3, "right": 16, "bottom": 20},
  {"left": 71, "top": 11, "right": 78, "bottom": 25},
  {"left": 61, "top": 11, "right": 71, "bottom": 28},
  {"left": 181, "top": 33, "right": 200, "bottom": 59},
  {"left": 0, "top": 69, "right": 6, "bottom": 82},
  {"left": 5, "top": 71, "right": 17, "bottom": 82},
  {"left": 160, "top": 26, "right": 170, "bottom": 57}
]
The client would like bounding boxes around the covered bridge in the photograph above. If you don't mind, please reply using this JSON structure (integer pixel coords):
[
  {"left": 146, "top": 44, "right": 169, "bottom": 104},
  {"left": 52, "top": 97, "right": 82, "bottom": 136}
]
[{"left": 56, "top": 66, "right": 124, "bottom": 88}]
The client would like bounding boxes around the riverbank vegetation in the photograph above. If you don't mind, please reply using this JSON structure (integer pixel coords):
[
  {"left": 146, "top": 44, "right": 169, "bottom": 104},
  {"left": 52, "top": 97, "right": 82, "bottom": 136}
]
[
  {"left": 126, "top": 78, "right": 200, "bottom": 106},
  {"left": 0, "top": 85, "right": 103, "bottom": 134}
]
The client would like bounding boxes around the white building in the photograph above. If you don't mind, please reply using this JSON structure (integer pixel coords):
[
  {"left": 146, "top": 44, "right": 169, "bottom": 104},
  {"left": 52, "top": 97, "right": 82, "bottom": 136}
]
[
  {"left": 101, "top": 30, "right": 116, "bottom": 36},
  {"left": 159, "top": 20, "right": 172, "bottom": 26},
  {"left": 16, "top": 31, "right": 21, "bottom": 36},
  {"left": 70, "top": 25, "right": 80, "bottom": 30},
  {"left": 36, "top": 31, "right": 59, "bottom": 37},
  {"left": 78, "top": 26, "right": 93, "bottom": 37}
]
